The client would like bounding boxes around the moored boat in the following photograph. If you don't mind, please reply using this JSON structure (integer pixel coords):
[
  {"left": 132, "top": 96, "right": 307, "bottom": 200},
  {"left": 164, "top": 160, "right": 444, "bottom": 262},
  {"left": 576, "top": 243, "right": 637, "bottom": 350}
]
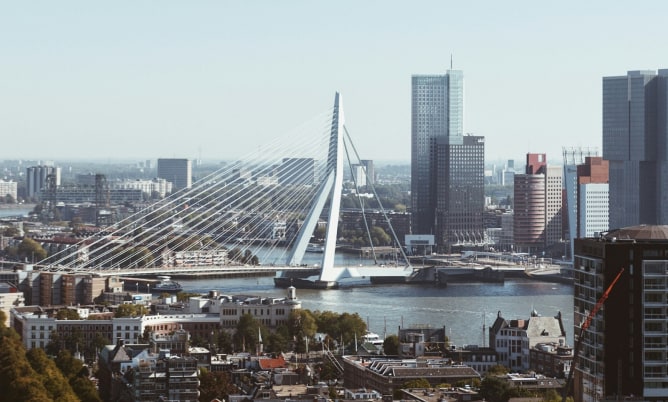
[{"left": 152, "top": 276, "right": 183, "bottom": 294}]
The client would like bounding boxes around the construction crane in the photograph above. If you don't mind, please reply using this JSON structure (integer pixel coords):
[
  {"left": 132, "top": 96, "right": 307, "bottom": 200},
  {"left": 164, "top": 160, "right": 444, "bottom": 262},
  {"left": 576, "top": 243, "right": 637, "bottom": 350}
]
[{"left": 562, "top": 267, "right": 624, "bottom": 402}]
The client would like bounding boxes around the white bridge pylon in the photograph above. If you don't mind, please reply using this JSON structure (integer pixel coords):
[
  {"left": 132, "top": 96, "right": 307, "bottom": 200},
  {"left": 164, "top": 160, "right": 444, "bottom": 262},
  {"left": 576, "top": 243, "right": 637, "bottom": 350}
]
[{"left": 286, "top": 92, "right": 345, "bottom": 283}]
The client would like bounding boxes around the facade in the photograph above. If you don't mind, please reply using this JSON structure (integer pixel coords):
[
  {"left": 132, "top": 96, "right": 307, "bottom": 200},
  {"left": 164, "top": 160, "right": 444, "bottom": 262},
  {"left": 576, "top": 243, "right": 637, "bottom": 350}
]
[
  {"left": 411, "top": 71, "right": 464, "bottom": 238},
  {"left": 513, "top": 153, "right": 564, "bottom": 255},
  {"left": 513, "top": 172, "right": 546, "bottom": 252},
  {"left": 113, "top": 178, "right": 173, "bottom": 198},
  {"left": 529, "top": 342, "right": 573, "bottom": 379},
  {"left": 98, "top": 340, "right": 200, "bottom": 402},
  {"left": 26, "top": 165, "right": 60, "bottom": 198},
  {"left": 489, "top": 310, "right": 568, "bottom": 372},
  {"left": 576, "top": 157, "right": 609, "bottom": 239},
  {"left": 603, "top": 69, "right": 668, "bottom": 228},
  {"left": 157, "top": 158, "right": 192, "bottom": 190},
  {"left": 563, "top": 148, "right": 600, "bottom": 259},
  {"left": 434, "top": 135, "right": 485, "bottom": 250},
  {"left": 545, "top": 166, "right": 564, "bottom": 247},
  {"left": 0, "top": 179, "right": 18, "bottom": 201},
  {"left": 573, "top": 225, "right": 668, "bottom": 401}
]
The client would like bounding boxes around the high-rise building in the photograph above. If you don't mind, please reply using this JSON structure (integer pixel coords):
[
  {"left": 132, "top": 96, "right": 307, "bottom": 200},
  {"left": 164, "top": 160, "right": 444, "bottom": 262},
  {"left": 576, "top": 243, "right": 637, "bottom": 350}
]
[
  {"left": 563, "top": 147, "right": 599, "bottom": 259},
  {"left": 26, "top": 165, "right": 60, "bottom": 199},
  {"left": 513, "top": 154, "right": 547, "bottom": 253},
  {"left": 576, "top": 157, "right": 609, "bottom": 238},
  {"left": 603, "top": 69, "right": 668, "bottom": 228},
  {"left": 512, "top": 153, "right": 563, "bottom": 255},
  {"left": 411, "top": 70, "right": 464, "bottom": 238},
  {"left": 433, "top": 135, "right": 485, "bottom": 249},
  {"left": 573, "top": 226, "right": 668, "bottom": 401},
  {"left": 360, "top": 159, "right": 374, "bottom": 186},
  {"left": 157, "top": 158, "right": 192, "bottom": 190}
]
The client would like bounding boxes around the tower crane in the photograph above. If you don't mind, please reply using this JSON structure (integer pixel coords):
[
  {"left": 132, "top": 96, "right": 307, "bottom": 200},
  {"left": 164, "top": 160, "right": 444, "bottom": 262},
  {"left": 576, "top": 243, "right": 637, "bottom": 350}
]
[{"left": 562, "top": 267, "right": 624, "bottom": 402}]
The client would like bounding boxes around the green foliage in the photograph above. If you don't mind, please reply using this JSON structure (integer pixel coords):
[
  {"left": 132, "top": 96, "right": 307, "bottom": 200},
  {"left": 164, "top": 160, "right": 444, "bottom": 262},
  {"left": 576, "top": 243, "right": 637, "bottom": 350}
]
[
  {"left": 479, "top": 376, "right": 513, "bottom": 402},
  {"left": 265, "top": 325, "right": 290, "bottom": 353},
  {"left": 233, "top": 313, "right": 263, "bottom": 352},
  {"left": 56, "top": 350, "right": 102, "bottom": 402},
  {"left": 115, "top": 303, "right": 148, "bottom": 318},
  {"left": 310, "top": 309, "right": 366, "bottom": 346},
  {"left": 402, "top": 378, "right": 431, "bottom": 389},
  {"left": 383, "top": 334, "right": 399, "bottom": 355},
  {"left": 17, "top": 237, "right": 47, "bottom": 262},
  {"left": 56, "top": 308, "right": 82, "bottom": 320},
  {"left": 198, "top": 368, "right": 237, "bottom": 402},
  {"left": 486, "top": 364, "right": 509, "bottom": 375},
  {"left": 26, "top": 348, "right": 80, "bottom": 402}
]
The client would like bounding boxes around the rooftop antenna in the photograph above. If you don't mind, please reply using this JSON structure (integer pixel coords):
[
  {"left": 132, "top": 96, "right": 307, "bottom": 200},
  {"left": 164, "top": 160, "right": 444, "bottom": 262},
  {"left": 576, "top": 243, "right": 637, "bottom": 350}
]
[{"left": 450, "top": 54, "right": 453, "bottom": 70}]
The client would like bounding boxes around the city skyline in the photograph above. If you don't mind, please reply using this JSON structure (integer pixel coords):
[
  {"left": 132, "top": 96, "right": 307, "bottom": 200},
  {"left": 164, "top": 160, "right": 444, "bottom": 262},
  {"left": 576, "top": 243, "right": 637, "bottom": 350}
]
[{"left": 3, "top": 2, "right": 668, "bottom": 163}]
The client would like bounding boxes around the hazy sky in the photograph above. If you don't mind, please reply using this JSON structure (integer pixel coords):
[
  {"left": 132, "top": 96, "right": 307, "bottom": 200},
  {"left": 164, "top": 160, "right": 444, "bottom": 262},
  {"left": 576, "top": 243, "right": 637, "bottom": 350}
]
[{"left": 2, "top": 1, "right": 668, "bottom": 164}]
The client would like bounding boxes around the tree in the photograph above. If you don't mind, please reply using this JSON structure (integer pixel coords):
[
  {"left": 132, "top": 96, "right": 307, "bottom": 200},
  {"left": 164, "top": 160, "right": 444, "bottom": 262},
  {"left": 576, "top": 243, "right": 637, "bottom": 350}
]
[
  {"left": 233, "top": 313, "right": 262, "bottom": 352},
  {"left": 337, "top": 312, "right": 366, "bottom": 345},
  {"left": 57, "top": 309, "right": 81, "bottom": 320},
  {"left": 288, "top": 309, "right": 317, "bottom": 353},
  {"left": 198, "top": 368, "right": 237, "bottom": 402},
  {"left": 55, "top": 350, "right": 102, "bottom": 402},
  {"left": 25, "top": 348, "right": 80, "bottom": 402},
  {"left": 17, "top": 237, "right": 47, "bottom": 262},
  {"left": 479, "top": 376, "right": 513, "bottom": 402},
  {"left": 383, "top": 334, "right": 399, "bottom": 355}
]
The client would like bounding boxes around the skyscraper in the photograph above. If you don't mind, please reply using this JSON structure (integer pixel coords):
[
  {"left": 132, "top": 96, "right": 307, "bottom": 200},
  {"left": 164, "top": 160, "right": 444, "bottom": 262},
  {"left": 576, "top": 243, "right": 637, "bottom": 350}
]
[
  {"left": 411, "top": 70, "right": 464, "bottom": 239},
  {"left": 157, "top": 158, "right": 192, "bottom": 191},
  {"left": 603, "top": 69, "right": 668, "bottom": 228},
  {"left": 433, "top": 135, "right": 485, "bottom": 249},
  {"left": 513, "top": 154, "right": 547, "bottom": 253}
]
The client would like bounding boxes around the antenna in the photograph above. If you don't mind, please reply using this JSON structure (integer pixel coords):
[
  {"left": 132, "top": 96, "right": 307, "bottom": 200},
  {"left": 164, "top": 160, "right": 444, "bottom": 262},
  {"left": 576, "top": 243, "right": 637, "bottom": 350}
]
[{"left": 450, "top": 54, "right": 453, "bottom": 70}]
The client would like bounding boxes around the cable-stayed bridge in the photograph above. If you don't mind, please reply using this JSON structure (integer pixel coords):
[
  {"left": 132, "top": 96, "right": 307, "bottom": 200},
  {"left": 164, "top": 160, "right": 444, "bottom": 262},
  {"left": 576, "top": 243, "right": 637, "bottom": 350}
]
[{"left": 37, "top": 93, "right": 416, "bottom": 289}]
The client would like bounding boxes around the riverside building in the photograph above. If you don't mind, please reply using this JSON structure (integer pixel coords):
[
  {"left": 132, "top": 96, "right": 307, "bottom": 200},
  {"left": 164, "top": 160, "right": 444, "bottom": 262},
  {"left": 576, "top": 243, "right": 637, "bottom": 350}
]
[{"left": 411, "top": 70, "right": 485, "bottom": 251}]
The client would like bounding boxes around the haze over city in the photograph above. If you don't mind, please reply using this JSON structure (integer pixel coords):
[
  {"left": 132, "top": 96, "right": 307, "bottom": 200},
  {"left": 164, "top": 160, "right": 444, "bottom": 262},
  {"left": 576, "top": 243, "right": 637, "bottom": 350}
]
[{"left": 3, "top": 1, "right": 668, "bottom": 163}]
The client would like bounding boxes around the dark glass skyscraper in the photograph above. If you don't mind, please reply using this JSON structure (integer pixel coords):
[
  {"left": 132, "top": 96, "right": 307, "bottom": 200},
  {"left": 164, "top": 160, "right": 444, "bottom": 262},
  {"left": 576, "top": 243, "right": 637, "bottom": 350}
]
[
  {"left": 603, "top": 69, "right": 668, "bottom": 228},
  {"left": 411, "top": 71, "right": 485, "bottom": 250}
]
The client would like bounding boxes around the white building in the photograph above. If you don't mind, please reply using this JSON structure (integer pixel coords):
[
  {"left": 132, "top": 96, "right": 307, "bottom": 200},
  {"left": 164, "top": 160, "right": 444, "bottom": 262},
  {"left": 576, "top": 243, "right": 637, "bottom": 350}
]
[
  {"left": 489, "top": 310, "right": 567, "bottom": 371},
  {"left": 0, "top": 180, "right": 18, "bottom": 201},
  {"left": 578, "top": 183, "right": 609, "bottom": 238},
  {"left": 112, "top": 178, "right": 173, "bottom": 198},
  {"left": 546, "top": 165, "right": 563, "bottom": 247}
]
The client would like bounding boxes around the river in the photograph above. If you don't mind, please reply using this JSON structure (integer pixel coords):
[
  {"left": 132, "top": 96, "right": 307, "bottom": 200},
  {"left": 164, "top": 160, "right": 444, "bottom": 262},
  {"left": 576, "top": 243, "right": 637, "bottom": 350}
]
[
  {"left": 176, "top": 276, "right": 575, "bottom": 347},
  {"left": 0, "top": 205, "right": 35, "bottom": 218}
]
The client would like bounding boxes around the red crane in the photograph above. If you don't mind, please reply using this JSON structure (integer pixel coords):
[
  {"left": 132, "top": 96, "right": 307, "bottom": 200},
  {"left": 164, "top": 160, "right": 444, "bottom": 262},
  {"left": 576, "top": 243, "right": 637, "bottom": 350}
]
[{"left": 562, "top": 267, "right": 624, "bottom": 402}]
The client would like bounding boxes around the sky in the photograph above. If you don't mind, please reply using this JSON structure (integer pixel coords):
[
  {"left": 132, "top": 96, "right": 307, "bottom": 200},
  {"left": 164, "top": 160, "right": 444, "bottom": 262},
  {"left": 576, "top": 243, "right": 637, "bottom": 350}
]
[{"left": 2, "top": 1, "right": 668, "bottom": 165}]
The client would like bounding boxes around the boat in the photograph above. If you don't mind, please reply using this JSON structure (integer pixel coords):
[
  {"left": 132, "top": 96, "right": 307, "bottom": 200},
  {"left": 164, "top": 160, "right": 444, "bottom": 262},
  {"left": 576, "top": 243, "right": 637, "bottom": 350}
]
[
  {"left": 152, "top": 276, "right": 183, "bottom": 294},
  {"left": 306, "top": 243, "right": 324, "bottom": 253},
  {"left": 361, "top": 331, "right": 385, "bottom": 346}
]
